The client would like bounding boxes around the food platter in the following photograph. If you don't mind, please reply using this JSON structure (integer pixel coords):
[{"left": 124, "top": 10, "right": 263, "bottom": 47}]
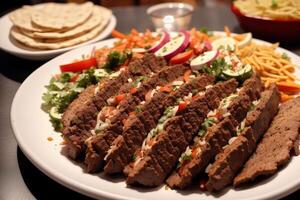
[
  {"left": 0, "top": 10, "right": 116, "bottom": 60},
  {"left": 10, "top": 33, "right": 300, "bottom": 200}
]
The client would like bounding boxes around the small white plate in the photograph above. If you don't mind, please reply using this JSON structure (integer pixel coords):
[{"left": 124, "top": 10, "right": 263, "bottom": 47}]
[
  {"left": 0, "top": 10, "right": 116, "bottom": 60},
  {"left": 10, "top": 34, "right": 300, "bottom": 200}
]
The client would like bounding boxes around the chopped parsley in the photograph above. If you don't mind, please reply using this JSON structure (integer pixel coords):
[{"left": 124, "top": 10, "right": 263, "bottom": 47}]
[
  {"left": 200, "top": 58, "right": 230, "bottom": 80},
  {"left": 176, "top": 153, "right": 192, "bottom": 169},
  {"left": 198, "top": 118, "right": 216, "bottom": 137},
  {"left": 104, "top": 50, "right": 132, "bottom": 69},
  {"left": 42, "top": 68, "right": 109, "bottom": 131},
  {"left": 135, "top": 106, "right": 142, "bottom": 113},
  {"left": 132, "top": 154, "right": 136, "bottom": 162},
  {"left": 132, "top": 76, "right": 147, "bottom": 87}
]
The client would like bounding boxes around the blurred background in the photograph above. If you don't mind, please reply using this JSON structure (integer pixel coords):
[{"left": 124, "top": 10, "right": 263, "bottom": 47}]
[{"left": 0, "top": 0, "right": 232, "bottom": 15}]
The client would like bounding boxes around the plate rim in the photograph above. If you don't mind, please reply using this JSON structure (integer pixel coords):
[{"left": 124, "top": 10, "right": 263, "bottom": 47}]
[{"left": 10, "top": 33, "right": 300, "bottom": 200}]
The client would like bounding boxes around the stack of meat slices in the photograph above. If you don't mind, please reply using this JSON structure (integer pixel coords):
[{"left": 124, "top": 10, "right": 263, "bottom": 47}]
[{"left": 61, "top": 53, "right": 300, "bottom": 192}]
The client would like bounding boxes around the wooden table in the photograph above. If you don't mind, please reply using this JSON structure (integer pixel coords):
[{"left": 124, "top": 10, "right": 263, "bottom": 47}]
[{"left": 0, "top": 3, "right": 299, "bottom": 200}]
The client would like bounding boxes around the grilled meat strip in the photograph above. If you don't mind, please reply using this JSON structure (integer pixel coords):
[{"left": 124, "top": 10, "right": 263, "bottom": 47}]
[
  {"left": 166, "top": 73, "right": 263, "bottom": 189},
  {"left": 62, "top": 54, "right": 167, "bottom": 159},
  {"left": 206, "top": 84, "right": 280, "bottom": 192},
  {"left": 104, "top": 75, "right": 215, "bottom": 175},
  {"left": 84, "top": 64, "right": 191, "bottom": 172},
  {"left": 125, "top": 79, "right": 238, "bottom": 187},
  {"left": 234, "top": 96, "right": 300, "bottom": 186}
]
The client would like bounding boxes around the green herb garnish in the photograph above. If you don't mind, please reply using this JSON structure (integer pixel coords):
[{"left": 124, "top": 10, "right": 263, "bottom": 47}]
[
  {"left": 200, "top": 58, "right": 230, "bottom": 80},
  {"left": 104, "top": 50, "right": 132, "bottom": 69},
  {"left": 135, "top": 106, "right": 142, "bottom": 113}
]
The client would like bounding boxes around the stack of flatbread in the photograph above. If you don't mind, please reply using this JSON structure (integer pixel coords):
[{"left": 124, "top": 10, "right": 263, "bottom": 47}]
[{"left": 9, "top": 2, "right": 112, "bottom": 50}]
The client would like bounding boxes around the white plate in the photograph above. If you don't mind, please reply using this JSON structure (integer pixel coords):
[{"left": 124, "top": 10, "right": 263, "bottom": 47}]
[
  {"left": 11, "top": 35, "right": 300, "bottom": 200},
  {"left": 0, "top": 10, "right": 116, "bottom": 60}
]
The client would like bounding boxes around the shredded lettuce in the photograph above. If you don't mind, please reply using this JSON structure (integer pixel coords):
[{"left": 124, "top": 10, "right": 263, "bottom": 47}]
[{"left": 42, "top": 68, "right": 110, "bottom": 131}]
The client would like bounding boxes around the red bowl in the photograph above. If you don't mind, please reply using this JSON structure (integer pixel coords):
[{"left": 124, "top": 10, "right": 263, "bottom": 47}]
[{"left": 231, "top": 4, "right": 300, "bottom": 44}]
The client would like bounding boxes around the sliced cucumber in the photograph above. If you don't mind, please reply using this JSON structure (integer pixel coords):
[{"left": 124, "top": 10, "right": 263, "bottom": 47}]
[
  {"left": 49, "top": 107, "right": 63, "bottom": 120},
  {"left": 223, "top": 64, "right": 253, "bottom": 82}
]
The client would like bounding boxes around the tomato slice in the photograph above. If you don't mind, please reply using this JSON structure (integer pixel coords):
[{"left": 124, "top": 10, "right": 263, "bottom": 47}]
[
  {"left": 60, "top": 57, "right": 97, "bottom": 73},
  {"left": 70, "top": 74, "right": 79, "bottom": 82},
  {"left": 191, "top": 148, "right": 198, "bottom": 158},
  {"left": 169, "top": 50, "right": 194, "bottom": 65}
]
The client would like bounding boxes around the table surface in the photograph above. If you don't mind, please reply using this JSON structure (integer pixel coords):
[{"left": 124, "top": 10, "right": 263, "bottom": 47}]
[{"left": 1, "top": 2, "right": 300, "bottom": 200}]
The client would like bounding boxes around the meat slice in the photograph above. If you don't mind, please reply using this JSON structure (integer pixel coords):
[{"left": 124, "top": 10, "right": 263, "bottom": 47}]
[
  {"left": 83, "top": 64, "right": 192, "bottom": 172},
  {"left": 126, "top": 79, "right": 238, "bottom": 187},
  {"left": 206, "top": 84, "right": 280, "bottom": 192},
  {"left": 234, "top": 96, "right": 300, "bottom": 186},
  {"left": 62, "top": 54, "right": 167, "bottom": 159},
  {"left": 104, "top": 75, "right": 215, "bottom": 175},
  {"left": 166, "top": 74, "right": 263, "bottom": 189}
]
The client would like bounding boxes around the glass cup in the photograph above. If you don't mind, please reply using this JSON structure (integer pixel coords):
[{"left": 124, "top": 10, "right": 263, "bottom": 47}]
[{"left": 147, "top": 3, "right": 194, "bottom": 32}]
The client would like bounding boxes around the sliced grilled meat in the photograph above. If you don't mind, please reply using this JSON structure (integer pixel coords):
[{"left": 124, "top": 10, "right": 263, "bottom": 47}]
[
  {"left": 206, "top": 84, "right": 280, "bottom": 192},
  {"left": 104, "top": 75, "right": 215, "bottom": 175},
  {"left": 166, "top": 74, "right": 263, "bottom": 189},
  {"left": 62, "top": 54, "right": 167, "bottom": 159},
  {"left": 84, "top": 64, "right": 191, "bottom": 172},
  {"left": 126, "top": 79, "right": 238, "bottom": 187},
  {"left": 234, "top": 96, "right": 300, "bottom": 186}
]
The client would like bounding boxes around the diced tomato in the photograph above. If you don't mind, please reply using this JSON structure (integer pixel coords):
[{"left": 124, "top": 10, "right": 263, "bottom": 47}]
[
  {"left": 130, "top": 87, "right": 138, "bottom": 94},
  {"left": 115, "top": 94, "right": 126, "bottom": 104},
  {"left": 169, "top": 50, "right": 194, "bottom": 65},
  {"left": 215, "top": 111, "right": 221, "bottom": 120},
  {"left": 60, "top": 57, "right": 97, "bottom": 73},
  {"left": 123, "top": 59, "right": 130, "bottom": 66},
  {"left": 191, "top": 148, "right": 198, "bottom": 158},
  {"left": 178, "top": 165, "right": 185, "bottom": 176},
  {"left": 178, "top": 102, "right": 188, "bottom": 112},
  {"left": 111, "top": 29, "right": 126, "bottom": 39},
  {"left": 183, "top": 69, "right": 192, "bottom": 82},
  {"left": 147, "top": 138, "right": 155, "bottom": 147},
  {"left": 159, "top": 85, "right": 173, "bottom": 93},
  {"left": 192, "top": 94, "right": 199, "bottom": 100},
  {"left": 70, "top": 74, "right": 79, "bottom": 82},
  {"left": 145, "top": 90, "right": 153, "bottom": 102}
]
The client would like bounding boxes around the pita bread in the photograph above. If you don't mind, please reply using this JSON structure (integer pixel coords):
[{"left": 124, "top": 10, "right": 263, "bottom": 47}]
[
  {"left": 21, "top": 6, "right": 111, "bottom": 40},
  {"left": 9, "top": 6, "right": 53, "bottom": 32},
  {"left": 10, "top": 20, "right": 108, "bottom": 50},
  {"left": 31, "top": 2, "right": 94, "bottom": 30}
]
